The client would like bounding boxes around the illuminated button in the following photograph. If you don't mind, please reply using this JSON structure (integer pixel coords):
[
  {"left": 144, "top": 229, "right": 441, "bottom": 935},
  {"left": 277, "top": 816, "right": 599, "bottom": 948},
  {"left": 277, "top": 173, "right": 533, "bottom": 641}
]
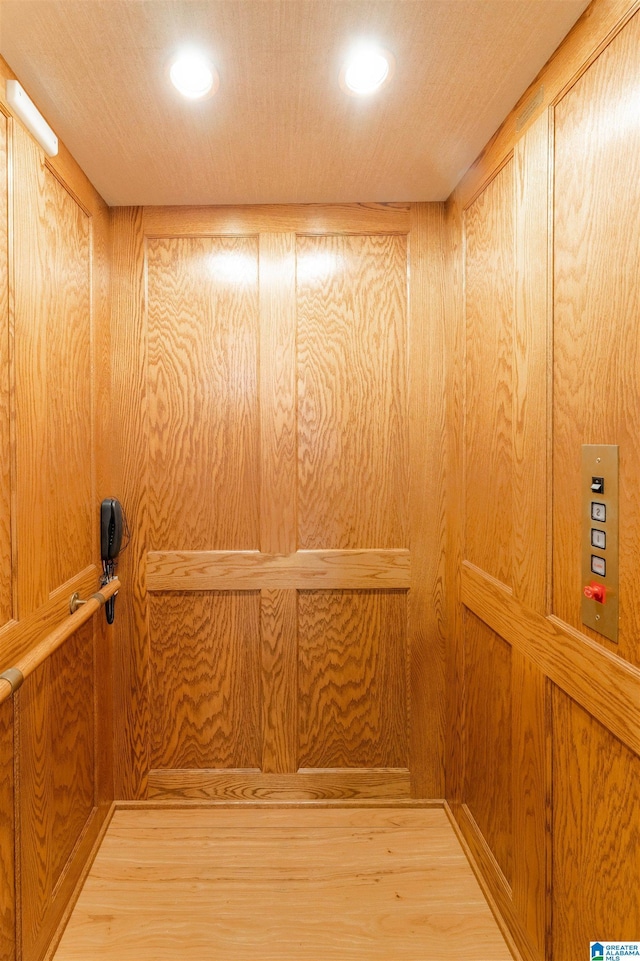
[
  {"left": 591, "top": 555, "right": 606, "bottom": 577},
  {"left": 591, "top": 528, "right": 606, "bottom": 550},
  {"left": 583, "top": 581, "right": 606, "bottom": 603},
  {"left": 591, "top": 502, "right": 606, "bottom": 522}
]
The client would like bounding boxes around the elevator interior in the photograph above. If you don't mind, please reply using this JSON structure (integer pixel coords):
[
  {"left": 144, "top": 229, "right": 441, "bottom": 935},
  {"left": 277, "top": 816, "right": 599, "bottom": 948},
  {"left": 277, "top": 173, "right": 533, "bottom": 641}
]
[{"left": 0, "top": 1, "right": 639, "bottom": 959}]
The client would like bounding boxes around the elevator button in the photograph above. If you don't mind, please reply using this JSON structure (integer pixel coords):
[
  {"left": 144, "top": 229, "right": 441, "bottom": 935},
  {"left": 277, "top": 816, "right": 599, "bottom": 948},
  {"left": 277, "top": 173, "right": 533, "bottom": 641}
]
[
  {"left": 591, "top": 502, "right": 606, "bottom": 522},
  {"left": 591, "top": 555, "right": 606, "bottom": 577},
  {"left": 583, "top": 581, "right": 606, "bottom": 603},
  {"left": 591, "top": 528, "right": 606, "bottom": 550}
]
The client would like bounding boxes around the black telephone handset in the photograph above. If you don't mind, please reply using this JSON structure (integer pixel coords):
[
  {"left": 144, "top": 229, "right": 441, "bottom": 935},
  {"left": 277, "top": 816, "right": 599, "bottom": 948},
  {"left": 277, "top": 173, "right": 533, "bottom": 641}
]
[
  {"left": 101, "top": 498, "right": 124, "bottom": 562},
  {"left": 100, "top": 498, "right": 127, "bottom": 624}
]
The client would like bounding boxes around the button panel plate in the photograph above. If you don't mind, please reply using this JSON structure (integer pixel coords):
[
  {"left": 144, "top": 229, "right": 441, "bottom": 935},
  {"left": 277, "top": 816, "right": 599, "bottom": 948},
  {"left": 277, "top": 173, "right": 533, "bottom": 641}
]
[{"left": 581, "top": 444, "right": 618, "bottom": 643}]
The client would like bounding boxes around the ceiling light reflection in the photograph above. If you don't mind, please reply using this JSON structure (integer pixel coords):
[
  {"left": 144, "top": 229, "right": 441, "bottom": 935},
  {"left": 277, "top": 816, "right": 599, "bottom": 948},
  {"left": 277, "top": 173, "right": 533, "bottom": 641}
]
[
  {"left": 208, "top": 251, "right": 258, "bottom": 285},
  {"left": 297, "top": 251, "right": 343, "bottom": 284}
]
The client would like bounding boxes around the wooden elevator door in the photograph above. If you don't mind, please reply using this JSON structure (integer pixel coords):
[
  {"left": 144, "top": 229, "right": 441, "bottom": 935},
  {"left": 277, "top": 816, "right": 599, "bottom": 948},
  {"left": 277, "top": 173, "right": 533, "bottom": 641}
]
[{"left": 112, "top": 205, "right": 445, "bottom": 801}]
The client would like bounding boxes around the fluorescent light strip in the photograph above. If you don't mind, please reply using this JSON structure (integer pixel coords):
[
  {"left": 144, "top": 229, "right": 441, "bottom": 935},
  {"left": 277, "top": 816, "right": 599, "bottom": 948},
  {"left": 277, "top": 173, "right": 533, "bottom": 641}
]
[{"left": 6, "top": 80, "right": 58, "bottom": 157}]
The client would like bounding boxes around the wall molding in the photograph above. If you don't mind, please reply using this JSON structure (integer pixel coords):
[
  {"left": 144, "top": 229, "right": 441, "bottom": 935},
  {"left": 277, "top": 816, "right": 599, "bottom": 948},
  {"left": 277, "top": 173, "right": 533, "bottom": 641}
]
[
  {"left": 147, "top": 768, "right": 412, "bottom": 802},
  {"left": 462, "top": 562, "right": 640, "bottom": 758}
]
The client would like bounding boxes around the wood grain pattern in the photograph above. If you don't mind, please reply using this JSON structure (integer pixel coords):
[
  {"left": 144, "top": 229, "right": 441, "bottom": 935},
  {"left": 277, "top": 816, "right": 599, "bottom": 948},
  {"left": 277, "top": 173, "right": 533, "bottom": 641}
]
[
  {"left": 464, "top": 160, "right": 514, "bottom": 589},
  {"left": 92, "top": 197, "right": 114, "bottom": 808},
  {"left": 447, "top": 6, "right": 640, "bottom": 961},
  {"left": 0, "top": 578, "right": 119, "bottom": 709},
  {"left": 113, "top": 202, "right": 444, "bottom": 804},
  {"left": 0, "top": 111, "right": 11, "bottom": 630},
  {"left": 552, "top": 689, "right": 640, "bottom": 960},
  {"left": 455, "top": 803, "right": 537, "bottom": 961},
  {"left": 261, "top": 589, "right": 297, "bottom": 774},
  {"left": 444, "top": 195, "right": 465, "bottom": 811},
  {"left": 444, "top": 803, "right": 526, "bottom": 961},
  {"left": 509, "top": 113, "right": 552, "bottom": 959},
  {"left": 257, "top": 233, "right": 298, "bottom": 777},
  {"left": 113, "top": 805, "right": 442, "bottom": 823},
  {"left": 462, "top": 562, "right": 640, "bottom": 759},
  {"left": 20, "top": 621, "right": 95, "bottom": 961},
  {"left": 111, "top": 207, "right": 149, "bottom": 801},
  {"left": 455, "top": 0, "right": 638, "bottom": 209},
  {"left": 454, "top": 125, "right": 552, "bottom": 960},
  {"left": 13, "top": 129, "right": 93, "bottom": 615},
  {"left": 36, "top": 804, "right": 112, "bottom": 961},
  {"left": 0, "top": 57, "right": 116, "bottom": 961},
  {"left": 298, "top": 590, "right": 408, "bottom": 770},
  {"left": 52, "top": 807, "right": 511, "bottom": 961},
  {"left": 455, "top": 618, "right": 548, "bottom": 961},
  {"left": 147, "top": 549, "right": 410, "bottom": 591},
  {"left": 0, "top": 698, "right": 14, "bottom": 961},
  {"left": 13, "top": 123, "right": 50, "bottom": 616},
  {"left": 44, "top": 171, "right": 92, "bottom": 593},
  {"left": 147, "top": 769, "right": 412, "bottom": 801},
  {"left": 513, "top": 114, "right": 550, "bottom": 614},
  {"left": 408, "top": 203, "right": 446, "bottom": 798},
  {"left": 149, "top": 592, "right": 261, "bottom": 770},
  {"left": 0, "top": 566, "right": 97, "bottom": 672},
  {"left": 511, "top": 651, "right": 548, "bottom": 958},
  {"left": 147, "top": 236, "right": 260, "bottom": 552},
  {"left": 463, "top": 610, "right": 513, "bottom": 887},
  {"left": 143, "top": 204, "right": 411, "bottom": 237},
  {"left": 297, "top": 234, "right": 408, "bottom": 550},
  {"left": 553, "top": 12, "right": 640, "bottom": 665},
  {"left": 259, "top": 232, "right": 297, "bottom": 555}
]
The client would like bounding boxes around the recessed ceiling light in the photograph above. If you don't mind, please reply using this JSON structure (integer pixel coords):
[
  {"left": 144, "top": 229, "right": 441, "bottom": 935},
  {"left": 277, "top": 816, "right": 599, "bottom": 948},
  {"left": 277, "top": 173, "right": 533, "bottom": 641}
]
[
  {"left": 169, "top": 50, "right": 218, "bottom": 100},
  {"left": 341, "top": 46, "right": 394, "bottom": 96}
]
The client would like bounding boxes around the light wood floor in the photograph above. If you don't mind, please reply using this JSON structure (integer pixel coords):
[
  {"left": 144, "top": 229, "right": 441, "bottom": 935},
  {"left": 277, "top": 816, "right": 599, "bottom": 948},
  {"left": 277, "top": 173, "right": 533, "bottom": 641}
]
[{"left": 53, "top": 805, "right": 513, "bottom": 961}]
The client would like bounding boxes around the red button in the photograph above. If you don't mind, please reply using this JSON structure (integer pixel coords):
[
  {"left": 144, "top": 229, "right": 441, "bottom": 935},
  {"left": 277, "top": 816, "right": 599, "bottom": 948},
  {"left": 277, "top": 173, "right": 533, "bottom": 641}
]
[{"left": 583, "top": 581, "right": 606, "bottom": 603}]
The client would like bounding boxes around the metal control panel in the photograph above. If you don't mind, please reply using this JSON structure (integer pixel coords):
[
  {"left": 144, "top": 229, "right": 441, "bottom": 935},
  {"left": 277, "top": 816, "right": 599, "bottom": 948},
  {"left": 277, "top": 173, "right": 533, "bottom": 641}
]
[{"left": 581, "top": 445, "right": 619, "bottom": 643}]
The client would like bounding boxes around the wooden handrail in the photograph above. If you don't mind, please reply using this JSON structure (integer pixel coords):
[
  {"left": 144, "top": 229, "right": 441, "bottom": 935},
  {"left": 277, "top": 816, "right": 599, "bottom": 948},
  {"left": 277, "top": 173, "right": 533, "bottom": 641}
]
[{"left": 0, "top": 577, "right": 121, "bottom": 706}]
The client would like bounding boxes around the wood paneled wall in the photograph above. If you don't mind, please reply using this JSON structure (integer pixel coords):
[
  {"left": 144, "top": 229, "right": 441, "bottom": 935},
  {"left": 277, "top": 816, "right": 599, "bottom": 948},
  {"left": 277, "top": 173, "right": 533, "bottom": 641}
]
[
  {"left": 446, "top": 3, "right": 640, "bottom": 959},
  {"left": 111, "top": 203, "right": 447, "bottom": 803},
  {"left": 0, "top": 59, "right": 113, "bottom": 961},
  {"left": 4, "top": 3, "right": 640, "bottom": 959},
  {"left": 20, "top": 623, "right": 96, "bottom": 961},
  {"left": 0, "top": 110, "right": 10, "bottom": 633},
  {"left": 0, "top": 699, "right": 14, "bottom": 961}
]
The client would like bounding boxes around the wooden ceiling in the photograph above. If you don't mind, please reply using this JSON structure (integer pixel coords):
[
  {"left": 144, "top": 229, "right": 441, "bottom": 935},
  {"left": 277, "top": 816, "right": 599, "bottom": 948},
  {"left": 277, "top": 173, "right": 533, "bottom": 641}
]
[{"left": 0, "top": 0, "right": 590, "bottom": 206}]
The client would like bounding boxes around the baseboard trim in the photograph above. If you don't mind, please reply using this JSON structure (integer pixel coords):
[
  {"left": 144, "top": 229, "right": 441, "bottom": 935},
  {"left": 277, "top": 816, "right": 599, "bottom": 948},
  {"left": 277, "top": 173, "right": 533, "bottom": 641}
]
[
  {"left": 116, "top": 797, "right": 445, "bottom": 810},
  {"left": 445, "top": 800, "right": 540, "bottom": 961},
  {"left": 147, "top": 767, "right": 412, "bottom": 801},
  {"left": 43, "top": 801, "right": 116, "bottom": 961}
]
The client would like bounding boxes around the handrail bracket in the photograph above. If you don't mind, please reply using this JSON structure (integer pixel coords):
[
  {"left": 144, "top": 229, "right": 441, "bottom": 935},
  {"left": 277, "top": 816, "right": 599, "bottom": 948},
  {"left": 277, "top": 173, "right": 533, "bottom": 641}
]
[{"left": 0, "top": 667, "right": 24, "bottom": 694}]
